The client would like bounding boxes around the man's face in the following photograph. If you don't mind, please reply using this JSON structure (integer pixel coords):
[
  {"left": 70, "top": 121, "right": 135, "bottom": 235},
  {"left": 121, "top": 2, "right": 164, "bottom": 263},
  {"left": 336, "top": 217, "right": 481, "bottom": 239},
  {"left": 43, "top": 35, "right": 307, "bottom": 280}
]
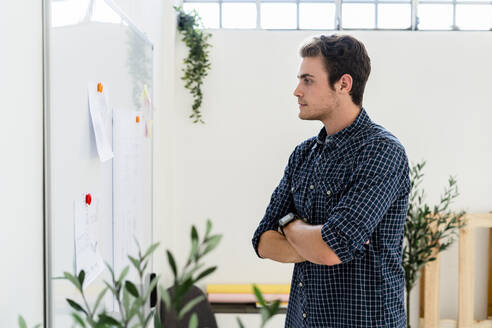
[{"left": 293, "top": 56, "right": 339, "bottom": 121}]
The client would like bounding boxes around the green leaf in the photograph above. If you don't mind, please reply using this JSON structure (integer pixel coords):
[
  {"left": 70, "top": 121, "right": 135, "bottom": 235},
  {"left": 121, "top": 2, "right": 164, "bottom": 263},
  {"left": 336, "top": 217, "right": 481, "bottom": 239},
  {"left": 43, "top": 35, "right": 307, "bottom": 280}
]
[
  {"left": 128, "top": 255, "right": 140, "bottom": 272},
  {"left": 78, "top": 270, "right": 85, "bottom": 288},
  {"left": 194, "top": 266, "right": 217, "bottom": 283},
  {"left": 253, "top": 285, "right": 266, "bottom": 307},
  {"left": 66, "top": 298, "right": 87, "bottom": 315},
  {"left": 159, "top": 286, "right": 172, "bottom": 311},
  {"left": 125, "top": 281, "right": 140, "bottom": 298},
  {"left": 205, "top": 219, "right": 212, "bottom": 240},
  {"left": 63, "top": 272, "right": 82, "bottom": 292},
  {"left": 178, "top": 295, "right": 205, "bottom": 319},
  {"left": 122, "top": 286, "right": 130, "bottom": 313},
  {"left": 202, "top": 235, "right": 222, "bottom": 256},
  {"left": 18, "top": 316, "right": 28, "bottom": 328},
  {"left": 143, "top": 274, "right": 160, "bottom": 302},
  {"left": 167, "top": 250, "right": 178, "bottom": 278},
  {"left": 143, "top": 242, "right": 160, "bottom": 260},
  {"left": 191, "top": 226, "right": 199, "bottom": 243},
  {"left": 154, "top": 311, "right": 162, "bottom": 328},
  {"left": 93, "top": 287, "right": 108, "bottom": 314},
  {"left": 117, "top": 266, "right": 130, "bottom": 284},
  {"left": 236, "top": 317, "right": 245, "bottom": 328},
  {"left": 71, "top": 312, "right": 87, "bottom": 327},
  {"left": 104, "top": 262, "right": 115, "bottom": 281},
  {"left": 98, "top": 313, "right": 120, "bottom": 326},
  {"left": 188, "top": 313, "right": 198, "bottom": 328}
]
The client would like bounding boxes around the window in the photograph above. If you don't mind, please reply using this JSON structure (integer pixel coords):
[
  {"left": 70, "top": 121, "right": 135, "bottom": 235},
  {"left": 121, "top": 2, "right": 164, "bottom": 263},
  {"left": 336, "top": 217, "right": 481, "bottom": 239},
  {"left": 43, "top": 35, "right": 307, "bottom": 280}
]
[{"left": 182, "top": 0, "right": 491, "bottom": 30}]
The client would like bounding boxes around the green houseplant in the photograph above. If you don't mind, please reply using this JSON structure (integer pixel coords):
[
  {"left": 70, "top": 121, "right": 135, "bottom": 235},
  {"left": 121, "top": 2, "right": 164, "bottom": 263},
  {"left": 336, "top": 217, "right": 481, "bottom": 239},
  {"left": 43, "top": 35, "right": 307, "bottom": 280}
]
[
  {"left": 402, "top": 161, "right": 466, "bottom": 328},
  {"left": 19, "top": 219, "right": 281, "bottom": 328},
  {"left": 174, "top": 6, "right": 212, "bottom": 124}
]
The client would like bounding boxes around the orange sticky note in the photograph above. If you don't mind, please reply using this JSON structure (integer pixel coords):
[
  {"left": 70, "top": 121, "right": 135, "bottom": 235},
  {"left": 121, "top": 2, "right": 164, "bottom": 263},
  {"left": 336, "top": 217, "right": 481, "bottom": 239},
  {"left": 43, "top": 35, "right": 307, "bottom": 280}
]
[
  {"left": 97, "top": 82, "right": 103, "bottom": 93},
  {"left": 136, "top": 116, "right": 140, "bottom": 123}
]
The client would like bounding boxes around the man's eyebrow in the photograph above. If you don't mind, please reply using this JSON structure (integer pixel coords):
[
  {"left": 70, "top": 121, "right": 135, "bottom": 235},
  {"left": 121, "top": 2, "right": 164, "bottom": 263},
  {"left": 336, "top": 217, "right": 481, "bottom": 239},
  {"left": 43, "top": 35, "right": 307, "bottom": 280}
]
[{"left": 297, "top": 73, "right": 315, "bottom": 79}]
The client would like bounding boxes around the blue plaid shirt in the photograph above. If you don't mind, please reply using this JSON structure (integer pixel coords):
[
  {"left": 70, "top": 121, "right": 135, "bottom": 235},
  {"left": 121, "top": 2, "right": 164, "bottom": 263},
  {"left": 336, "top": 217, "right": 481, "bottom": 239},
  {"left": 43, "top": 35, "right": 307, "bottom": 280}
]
[{"left": 252, "top": 108, "right": 410, "bottom": 327}]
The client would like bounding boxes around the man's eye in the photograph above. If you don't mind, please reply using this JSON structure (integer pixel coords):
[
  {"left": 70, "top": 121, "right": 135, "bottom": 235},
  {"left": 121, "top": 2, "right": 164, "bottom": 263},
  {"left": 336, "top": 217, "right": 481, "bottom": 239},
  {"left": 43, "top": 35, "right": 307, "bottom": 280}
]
[{"left": 304, "top": 79, "right": 311, "bottom": 84}]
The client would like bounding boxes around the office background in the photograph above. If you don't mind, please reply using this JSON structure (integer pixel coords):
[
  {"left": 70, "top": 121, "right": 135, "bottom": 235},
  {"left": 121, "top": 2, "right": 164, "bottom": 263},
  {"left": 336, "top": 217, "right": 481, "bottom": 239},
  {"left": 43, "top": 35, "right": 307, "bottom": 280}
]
[{"left": 1, "top": 0, "right": 491, "bottom": 327}]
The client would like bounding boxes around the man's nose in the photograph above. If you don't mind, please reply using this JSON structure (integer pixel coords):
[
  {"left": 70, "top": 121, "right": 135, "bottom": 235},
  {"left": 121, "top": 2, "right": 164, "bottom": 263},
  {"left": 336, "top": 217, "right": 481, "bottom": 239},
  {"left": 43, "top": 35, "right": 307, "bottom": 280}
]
[{"left": 293, "top": 84, "right": 302, "bottom": 97}]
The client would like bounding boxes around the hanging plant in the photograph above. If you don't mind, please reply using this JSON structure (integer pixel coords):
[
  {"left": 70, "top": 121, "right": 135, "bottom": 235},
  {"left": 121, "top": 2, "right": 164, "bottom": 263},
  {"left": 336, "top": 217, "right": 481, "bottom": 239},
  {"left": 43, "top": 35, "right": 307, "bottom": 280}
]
[{"left": 174, "top": 6, "right": 212, "bottom": 124}]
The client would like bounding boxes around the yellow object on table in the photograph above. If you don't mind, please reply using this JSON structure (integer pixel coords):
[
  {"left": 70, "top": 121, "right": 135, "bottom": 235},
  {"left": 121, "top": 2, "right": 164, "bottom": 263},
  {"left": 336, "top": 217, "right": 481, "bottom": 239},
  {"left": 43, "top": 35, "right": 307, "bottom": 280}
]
[{"left": 206, "top": 284, "right": 290, "bottom": 295}]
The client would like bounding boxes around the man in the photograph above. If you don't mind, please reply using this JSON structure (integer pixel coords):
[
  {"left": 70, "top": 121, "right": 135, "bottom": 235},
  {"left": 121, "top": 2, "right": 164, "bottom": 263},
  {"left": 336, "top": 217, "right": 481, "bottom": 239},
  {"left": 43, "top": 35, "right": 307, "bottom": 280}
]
[{"left": 252, "top": 34, "right": 410, "bottom": 327}]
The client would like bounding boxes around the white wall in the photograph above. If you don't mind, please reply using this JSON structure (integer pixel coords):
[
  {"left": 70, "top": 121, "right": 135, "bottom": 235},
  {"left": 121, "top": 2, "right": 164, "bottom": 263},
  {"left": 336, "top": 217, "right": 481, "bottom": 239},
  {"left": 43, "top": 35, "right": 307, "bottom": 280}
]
[
  {"left": 172, "top": 30, "right": 492, "bottom": 327},
  {"left": 0, "top": 0, "right": 44, "bottom": 326}
]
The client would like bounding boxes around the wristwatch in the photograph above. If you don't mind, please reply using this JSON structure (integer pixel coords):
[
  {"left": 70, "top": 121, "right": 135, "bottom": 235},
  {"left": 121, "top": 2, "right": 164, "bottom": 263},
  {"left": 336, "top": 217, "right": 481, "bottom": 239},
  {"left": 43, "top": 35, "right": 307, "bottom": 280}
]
[{"left": 278, "top": 213, "right": 300, "bottom": 236}]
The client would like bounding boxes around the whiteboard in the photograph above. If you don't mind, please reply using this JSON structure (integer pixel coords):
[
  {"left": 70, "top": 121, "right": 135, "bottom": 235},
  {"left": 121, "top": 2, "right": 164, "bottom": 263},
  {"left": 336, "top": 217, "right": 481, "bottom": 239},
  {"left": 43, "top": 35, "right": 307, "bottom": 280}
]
[{"left": 44, "top": 0, "right": 154, "bottom": 326}]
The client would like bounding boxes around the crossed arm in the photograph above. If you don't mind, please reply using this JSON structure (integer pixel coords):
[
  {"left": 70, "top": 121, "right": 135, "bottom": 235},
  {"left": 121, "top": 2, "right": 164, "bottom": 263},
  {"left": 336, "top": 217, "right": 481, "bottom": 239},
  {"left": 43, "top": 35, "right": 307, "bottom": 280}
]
[{"left": 257, "top": 220, "right": 342, "bottom": 266}]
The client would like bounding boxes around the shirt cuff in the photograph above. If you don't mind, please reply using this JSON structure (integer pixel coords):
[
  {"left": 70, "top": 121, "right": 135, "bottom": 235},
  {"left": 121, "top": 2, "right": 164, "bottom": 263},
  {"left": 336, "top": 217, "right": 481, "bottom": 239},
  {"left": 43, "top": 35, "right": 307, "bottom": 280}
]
[
  {"left": 321, "top": 215, "right": 366, "bottom": 264},
  {"left": 252, "top": 225, "right": 278, "bottom": 258}
]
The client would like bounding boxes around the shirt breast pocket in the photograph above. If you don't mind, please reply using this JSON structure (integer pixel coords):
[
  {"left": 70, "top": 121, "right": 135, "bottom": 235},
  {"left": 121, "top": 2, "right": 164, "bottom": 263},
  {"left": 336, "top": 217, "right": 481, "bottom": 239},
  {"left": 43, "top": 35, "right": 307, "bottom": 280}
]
[{"left": 317, "top": 180, "right": 344, "bottom": 214}]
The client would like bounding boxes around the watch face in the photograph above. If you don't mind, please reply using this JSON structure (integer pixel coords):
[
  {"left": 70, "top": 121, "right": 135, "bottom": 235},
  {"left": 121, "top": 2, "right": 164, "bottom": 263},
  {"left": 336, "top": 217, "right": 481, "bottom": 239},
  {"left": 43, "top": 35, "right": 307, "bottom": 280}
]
[{"left": 279, "top": 213, "right": 295, "bottom": 226}]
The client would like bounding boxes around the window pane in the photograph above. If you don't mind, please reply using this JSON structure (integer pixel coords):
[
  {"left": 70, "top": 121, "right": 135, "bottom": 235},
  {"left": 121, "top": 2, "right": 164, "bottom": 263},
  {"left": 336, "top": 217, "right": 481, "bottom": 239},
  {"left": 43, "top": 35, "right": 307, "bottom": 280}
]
[
  {"left": 261, "top": 3, "right": 297, "bottom": 29},
  {"left": 222, "top": 3, "right": 257, "bottom": 28},
  {"left": 456, "top": 4, "right": 491, "bottom": 30},
  {"left": 378, "top": 4, "right": 411, "bottom": 29},
  {"left": 299, "top": 3, "right": 335, "bottom": 29},
  {"left": 418, "top": 4, "right": 453, "bottom": 30},
  {"left": 342, "top": 4, "right": 375, "bottom": 29},
  {"left": 182, "top": 3, "right": 220, "bottom": 29}
]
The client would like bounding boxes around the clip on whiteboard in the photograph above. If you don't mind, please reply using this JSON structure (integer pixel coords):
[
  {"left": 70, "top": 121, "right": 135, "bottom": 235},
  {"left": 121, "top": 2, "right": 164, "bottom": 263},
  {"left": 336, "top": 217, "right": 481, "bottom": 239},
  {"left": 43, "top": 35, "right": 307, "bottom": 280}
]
[
  {"left": 136, "top": 115, "right": 140, "bottom": 123},
  {"left": 85, "top": 193, "right": 92, "bottom": 206},
  {"left": 97, "top": 82, "right": 103, "bottom": 93}
]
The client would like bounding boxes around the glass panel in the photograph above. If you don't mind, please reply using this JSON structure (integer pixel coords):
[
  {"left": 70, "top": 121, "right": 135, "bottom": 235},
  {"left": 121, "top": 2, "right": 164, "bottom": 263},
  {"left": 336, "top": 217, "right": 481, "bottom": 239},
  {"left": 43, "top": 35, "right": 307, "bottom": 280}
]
[
  {"left": 183, "top": 3, "right": 220, "bottom": 29},
  {"left": 222, "top": 3, "right": 257, "bottom": 28},
  {"left": 378, "top": 4, "right": 411, "bottom": 29},
  {"left": 51, "top": 0, "right": 90, "bottom": 27},
  {"left": 456, "top": 4, "right": 491, "bottom": 30},
  {"left": 299, "top": 3, "right": 336, "bottom": 29},
  {"left": 342, "top": 4, "right": 375, "bottom": 28},
  {"left": 92, "top": 0, "right": 122, "bottom": 24},
  {"left": 261, "top": 3, "right": 297, "bottom": 29},
  {"left": 418, "top": 4, "right": 453, "bottom": 30}
]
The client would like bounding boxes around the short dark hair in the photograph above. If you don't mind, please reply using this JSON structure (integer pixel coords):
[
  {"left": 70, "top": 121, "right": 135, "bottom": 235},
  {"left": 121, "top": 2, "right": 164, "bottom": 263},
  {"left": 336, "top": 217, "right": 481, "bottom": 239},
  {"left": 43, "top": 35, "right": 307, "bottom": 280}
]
[{"left": 300, "top": 34, "right": 371, "bottom": 107}]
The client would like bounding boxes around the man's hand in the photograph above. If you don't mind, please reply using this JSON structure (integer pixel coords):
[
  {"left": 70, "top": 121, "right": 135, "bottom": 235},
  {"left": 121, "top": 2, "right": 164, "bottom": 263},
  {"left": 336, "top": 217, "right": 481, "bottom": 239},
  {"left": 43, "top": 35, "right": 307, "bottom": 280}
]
[
  {"left": 257, "top": 230, "right": 306, "bottom": 263},
  {"left": 281, "top": 220, "right": 370, "bottom": 265}
]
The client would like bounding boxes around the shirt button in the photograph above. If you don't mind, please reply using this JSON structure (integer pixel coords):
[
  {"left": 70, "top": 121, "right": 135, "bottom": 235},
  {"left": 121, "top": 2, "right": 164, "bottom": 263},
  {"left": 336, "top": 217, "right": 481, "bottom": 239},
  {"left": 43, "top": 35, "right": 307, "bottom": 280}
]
[
  {"left": 326, "top": 190, "right": 332, "bottom": 196},
  {"left": 291, "top": 187, "right": 295, "bottom": 192},
  {"left": 302, "top": 313, "right": 307, "bottom": 319},
  {"left": 309, "top": 185, "right": 314, "bottom": 190},
  {"left": 299, "top": 282, "right": 304, "bottom": 287}
]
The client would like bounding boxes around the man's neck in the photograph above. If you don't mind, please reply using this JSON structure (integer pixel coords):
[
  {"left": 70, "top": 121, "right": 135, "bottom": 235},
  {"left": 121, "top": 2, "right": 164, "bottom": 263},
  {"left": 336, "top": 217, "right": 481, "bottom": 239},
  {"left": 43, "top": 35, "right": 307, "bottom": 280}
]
[{"left": 322, "top": 104, "right": 361, "bottom": 136}]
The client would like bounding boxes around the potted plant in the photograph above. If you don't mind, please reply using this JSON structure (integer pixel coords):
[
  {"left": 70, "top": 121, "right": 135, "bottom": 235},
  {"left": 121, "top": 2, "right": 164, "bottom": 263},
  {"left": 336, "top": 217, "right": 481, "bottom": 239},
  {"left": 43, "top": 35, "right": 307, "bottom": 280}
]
[{"left": 402, "top": 161, "right": 466, "bottom": 328}]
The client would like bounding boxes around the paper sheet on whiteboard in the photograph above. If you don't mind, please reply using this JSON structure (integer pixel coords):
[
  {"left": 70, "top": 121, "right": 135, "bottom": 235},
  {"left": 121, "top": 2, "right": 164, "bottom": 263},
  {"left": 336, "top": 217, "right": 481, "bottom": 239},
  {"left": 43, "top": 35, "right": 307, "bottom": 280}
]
[
  {"left": 88, "top": 81, "right": 113, "bottom": 162},
  {"left": 74, "top": 195, "right": 104, "bottom": 288},
  {"left": 113, "top": 108, "right": 146, "bottom": 280}
]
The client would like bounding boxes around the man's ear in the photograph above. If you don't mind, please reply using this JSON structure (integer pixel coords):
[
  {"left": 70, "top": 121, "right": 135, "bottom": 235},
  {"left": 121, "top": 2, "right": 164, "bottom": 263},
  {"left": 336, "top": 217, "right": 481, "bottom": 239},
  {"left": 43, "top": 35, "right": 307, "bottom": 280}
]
[{"left": 338, "top": 74, "right": 353, "bottom": 93}]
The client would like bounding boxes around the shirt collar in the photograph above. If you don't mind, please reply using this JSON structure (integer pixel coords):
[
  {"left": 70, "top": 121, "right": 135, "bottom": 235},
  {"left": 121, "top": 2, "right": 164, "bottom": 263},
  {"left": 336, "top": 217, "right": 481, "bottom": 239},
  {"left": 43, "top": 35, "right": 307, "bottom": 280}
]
[{"left": 316, "top": 107, "right": 371, "bottom": 149}]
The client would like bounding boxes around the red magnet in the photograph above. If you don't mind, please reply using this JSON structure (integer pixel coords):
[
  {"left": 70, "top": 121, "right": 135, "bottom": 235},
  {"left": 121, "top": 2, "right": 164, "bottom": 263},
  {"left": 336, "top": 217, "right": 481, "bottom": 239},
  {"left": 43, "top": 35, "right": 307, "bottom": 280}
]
[{"left": 85, "top": 193, "right": 92, "bottom": 206}]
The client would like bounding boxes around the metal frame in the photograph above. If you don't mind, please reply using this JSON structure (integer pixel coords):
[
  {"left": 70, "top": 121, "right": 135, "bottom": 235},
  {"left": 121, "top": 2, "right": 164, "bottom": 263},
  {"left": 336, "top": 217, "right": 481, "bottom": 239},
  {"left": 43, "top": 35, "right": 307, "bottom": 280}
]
[
  {"left": 183, "top": 0, "right": 491, "bottom": 31},
  {"left": 42, "top": 0, "right": 154, "bottom": 326}
]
